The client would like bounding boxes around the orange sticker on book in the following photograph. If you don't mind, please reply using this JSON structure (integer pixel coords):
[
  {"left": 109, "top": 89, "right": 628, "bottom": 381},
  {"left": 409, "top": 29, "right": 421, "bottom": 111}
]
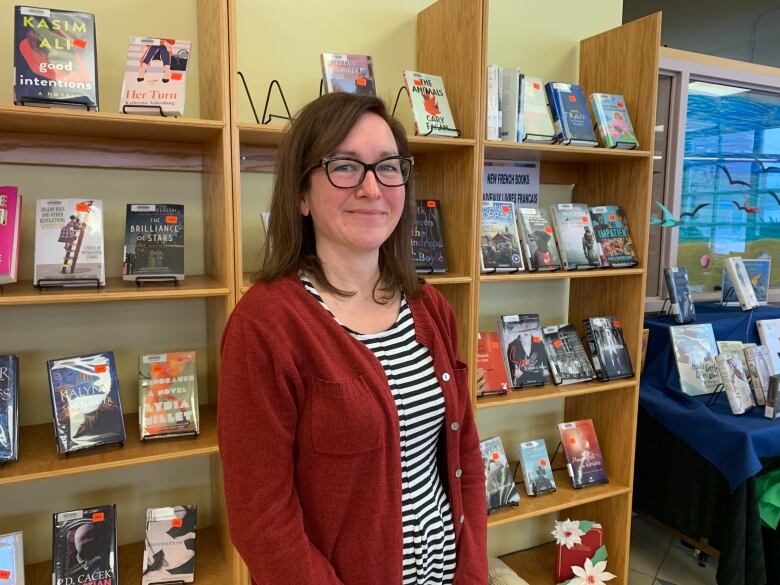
[
  {"left": 532, "top": 336, "right": 541, "bottom": 343},
  {"left": 414, "top": 79, "right": 422, "bottom": 86},
  {"left": 73, "top": 39, "right": 87, "bottom": 49},
  {"left": 94, "top": 364, "right": 107, "bottom": 373},
  {"left": 553, "top": 339, "right": 562, "bottom": 349},
  {"left": 533, "top": 83, "right": 540, "bottom": 90},
  {"left": 501, "top": 205, "right": 510, "bottom": 213},
  {"left": 171, "top": 517, "right": 183, "bottom": 528},
  {"left": 92, "top": 512, "right": 105, "bottom": 522},
  {"left": 569, "top": 437, "right": 577, "bottom": 445},
  {"left": 613, "top": 320, "right": 621, "bottom": 328},
  {"left": 151, "top": 364, "right": 164, "bottom": 376},
  {"left": 356, "top": 78, "right": 367, "bottom": 86},
  {"left": 491, "top": 452, "right": 500, "bottom": 460},
  {"left": 426, "top": 200, "right": 436, "bottom": 208},
  {"left": 76, "top": 202, "right": 90, "bottom": 212},
  {"left": 165, "top": 215, "right": 178, "bottom": 224},
  {"left": 491, "top": 341, "right": 499, "bottom": 349},
  {"left": 540, "top": 459, "right": 548, "bottom": 466},
  {"left": 581, "top": 216, "right": 589, "bottom": 222},
  {"left": 171, "top": 72, "right": 183, "bottom": 81},
  {"left": 568, "top": 95, "right": 577, "bottom": 102},
  {"left": 617, "top": 101, "right": 624, "bottom": 107},
  {"left": 544, "top": 226, "right": 553, "bottom": 233},
  {"left": 0, "top": 570, "right": 11, "bottom": 579},
  {"left": 609, "top": 214, "right": 616, "bottom": 221}
]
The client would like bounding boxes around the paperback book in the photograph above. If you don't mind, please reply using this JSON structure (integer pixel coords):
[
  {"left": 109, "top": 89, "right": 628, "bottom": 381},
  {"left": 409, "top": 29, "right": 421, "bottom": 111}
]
[
  {"left": 715, "top": 353, "right": 755, "bottom": 415},
  {"left": 123, "top": 204, "right": 185, "bottom": 281},
  {"left": 0, "top": 186, "right": 22, "bottom": 285},
  {"left": 516, "top": 207, "right": 562, "bottom": 271},
  {"left": 53, "top": 505, "right": 117, "bottom": 585},
  {"left": 480, "top": 436, "right": 520, "bottom": 512},
  {"left": 542, "top": 324, "right": 595, "bottom": 385},
  {"left": 480, "top": 201, "right": 524, "bottom": 272},
  {"left": 664, "top": 266, "right": 696, "bottom": 323},
  {"left": 143, "top": 505, "right": 197, "bottom": 584},
  {"left": 412, "top": 199, "right": 447, "bottom": 273},
  {"left": 724, "top": 257, "right": 759, "bottom": 310},
  {"left": 47, "top": 351, "right": 126, "bottom": 453},
  {"left": 139, "top": 351, "right": 200, "bottom": 440},
  {"left": 14, "top": 6, "right": 98, "bottom": 109},
  {"left": 766, "top": 374, "right": 780, "bottom": 420},
  {"left": 497, "top": 314, "right": 550, "bottom": 387},
  {"left": 500, "top": 68, "right": 522, "bottom": 142},
  {"left": 476, "top": 332, "right": 510, "bottom": 396},
  {"left": 721, "top": 258, "right": 770, "bottom": 306},
  {"left": 402, "top": 71, "right": 458, "bottom": 137},
  {"left": 589, "top": 206, "right": 637, "bottom": 267},
  {"left": 550, "top": 203, "right": 601, "bottom": 270},
  {"left": 34, "top": 199, "right": 105, "bottom": 286},
  {"left": 589, "top": 93, "right": 639, "bottom": 149},
  {"left": 544, "top": 82, "right": 597, "bottom": 147},
  {"left": 0, "top": 531, "right": 23, "bottom": 585},
  {"left": 670, "top": 323, "right": 722, "bottom": 395},
  {"left": 583, "top": 317, "right": 634, "bottom": 380},
  {"left": 120, "top": 37, "right": 191, "bottom": 116},
  {"left": 320, "top": 53, "right": 375, "bottom": 95},
  {"left": 0, "top": 355, "right": 19, "bottom": 464},
  {"left": 518, "top": 439, "right": 556, "bottom": 496},
  {"left": 520, "top": 76, "right": 555, "bottom": 143},
  {"left": 558, "top": 419, "right": 608, "bottom": 489},
  {"left": 757, "top": 319, "right": 780, "bottom": 374},
  {"left": 744, "top": 345, "right": 771, "bottom": 405}
]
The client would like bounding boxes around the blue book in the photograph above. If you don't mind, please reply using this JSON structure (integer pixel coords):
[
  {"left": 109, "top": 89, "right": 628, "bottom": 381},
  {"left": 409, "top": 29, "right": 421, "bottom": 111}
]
[
  {"left": 518, "top": 439, "right": 557, "bottom": 496},
  {"left": 544, "top": 82, "right": 598, "bottom": 147},
  {"left": 0, "top": 356, "right": 19, "bottom": 463}
]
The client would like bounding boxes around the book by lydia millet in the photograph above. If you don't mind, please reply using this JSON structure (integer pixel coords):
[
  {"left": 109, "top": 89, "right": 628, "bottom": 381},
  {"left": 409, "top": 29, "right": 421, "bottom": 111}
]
[{"left": 139, "top": 351, "right": 200, "bottom": 440}]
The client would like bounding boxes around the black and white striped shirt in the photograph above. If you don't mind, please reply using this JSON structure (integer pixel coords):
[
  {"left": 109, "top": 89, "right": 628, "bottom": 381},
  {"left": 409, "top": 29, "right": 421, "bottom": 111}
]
[{"left": 301, "top": 277, "right": 457, "bottom": 585}]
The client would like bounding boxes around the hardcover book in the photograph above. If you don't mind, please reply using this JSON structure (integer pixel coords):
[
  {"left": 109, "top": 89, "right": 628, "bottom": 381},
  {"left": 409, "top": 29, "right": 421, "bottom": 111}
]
[
  {"left": 765, "top": 374, "right": 780, "bottom": 420},
  {"left": 476, "top": 332, "right": 510, "bottom": 396},
  {"left": 589, "top": 206, "right": 637, "bottom": 267},
  {"left": 589, "top": 93, "right": 639, "bottom": 149},
  {"left": 550, "top": 203, "right": 601, "bottom": 270},
  {"left": 544, "top": 82, "right": 598, "bottom": 147},
  {"left": 0, "top": 531, "right": 23, "bottom": 585},
  {"left": 520, "top": 76, "right": 555, "bottom": 143},
  {"left": 123, "top": 204, "right": 184, "bottom": 281},
  {"left": 542, "top": 324, "right": 595, "bottom": 385},
  {"left": 47, "top": 351, "right": 126, "bottom": 454},
  {"left": 14, "top": 6, "right": 98, "bottom": 109},
  {"left": 500, "top": 68, "right": 522, "bottom": 142},
  {"left": 744, "top": 345, "right": 771, "bottom": 405},
  {"left": 53, "top": 505, "right": 117, "bottom": 585},
  {"left": 402, "top": 71, "right": 458, "bottom": 137},
  {"left": 724, "top": 257, "right": 759, "bottom": 310},
  {"left": 516, "top": 207, "right": 562, "bottom": 271},
  {"left": 412, "top": 199, "right": 447, "bottom": 273},
  {"left": 139, "top": 351, "right": 200, "bottom": 440},
  {"left": 0, "top": 186, "right": 22, "bottom": 285},
  {"left": 715, "top": 353, "right": 755, "bottom": 415},
  {"left": 143, "top": 505, "right": 197, "bottom": 584},
  {"left": 497, "top": 314, "right": 550, "bottom": 387},
  {"left": 518, "top": 439, "right": 556, "bottom": 496},
  {"left": 664, "top": 266, "right": 696, "bottom": 323},
  {"left": 480, "top": 436, "right": 520, "bottom": 512},
  {"left": 0, "top": 356, "right": 19, "bottom": 464},
  {"left": 480, "top": 201, "right": 524, "bottom": 273},
  {"left": 553, "top": 520, "right": 604, "bottom": 583},
  {"left": 34, "top": 199, "right": 104, "bottom": 286},
  {"left": 583, "top": 317, "right": 634, "bottom": 380},
  {"left": 120, "top": 37, "right": 191, "bottom": 116},
  {"left": 486, "top": 65, "right": 501, "bottom": 141},
  {"left": 757, "top": 319, "right": 780, "bottom": 374},
  {"left": 320, "top": 53, "right": 375, "bottom": 95},
  {"left": 670, "top": 323, "right": 722, "bottom": 396},
  {"left": 558, "top": 420, "right": 608, "bottom": 489},
  {"left": 721, "top": 258, "right": 771, "bottom": 306}
]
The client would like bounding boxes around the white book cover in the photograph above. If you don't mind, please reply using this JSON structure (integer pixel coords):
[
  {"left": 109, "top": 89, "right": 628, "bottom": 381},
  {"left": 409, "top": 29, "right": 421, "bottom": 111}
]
[
  {"left": 550, "top": 203, "right": 600, "bottom": 270},
  {"left": 520, "top": 75, "right": 555, "bottom": 143},
  {"left": 500, "top": 68, "right": 522, "bottom": 142},
  {"left": 715, "top": 353, "right": 755, "bottom": 415},
  {"left": 486, "top": 65, "right": 501, "bottom": 141},
  {"left": 403, "top": 71, "right": 458, "bottom": 137},
  {"left": 34, "top": 199, "right": 104, "bottom": 286},
  {"left": 670, "top": 324, "right": 722, "bottom": 396},
  {"left": 0, "top": 531, "right": 23, "bottom": 585},
  {"left": 757, "top": 319, "right": 780, "bottom": 375},
  {"left": 724, "top": 257, "right": 759, "bottom": 310},
  {"left": 744, "top": 345, "right": 771, "bottom": 405}
]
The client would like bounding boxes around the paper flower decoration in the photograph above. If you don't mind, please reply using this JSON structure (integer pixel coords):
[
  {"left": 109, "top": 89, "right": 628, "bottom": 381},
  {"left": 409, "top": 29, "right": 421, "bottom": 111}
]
[
  {"left": 569, "top": 557, "right": 616, "bottom": 585},
  {"left": 551, "top": 518, "right": 585, "bottom": 549}
]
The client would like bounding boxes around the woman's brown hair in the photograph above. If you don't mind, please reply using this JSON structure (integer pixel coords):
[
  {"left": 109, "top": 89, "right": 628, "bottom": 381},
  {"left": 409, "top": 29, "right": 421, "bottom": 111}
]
[{"left": 254, "top": 92, "right": 421, "bottom": 301}]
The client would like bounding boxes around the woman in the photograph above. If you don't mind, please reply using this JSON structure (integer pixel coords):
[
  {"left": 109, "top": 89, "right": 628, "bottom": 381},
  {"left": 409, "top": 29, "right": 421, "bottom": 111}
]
[{"left": 218, "top": 92, "right": 486, "bottom": 585}]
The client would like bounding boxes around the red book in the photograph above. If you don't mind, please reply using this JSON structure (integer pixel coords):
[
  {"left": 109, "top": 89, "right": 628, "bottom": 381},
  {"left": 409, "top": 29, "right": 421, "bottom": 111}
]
[
  {"left": 554, "top": 521, "right": 603, "bottom": 583},
  {"left": 476, "top": 331, "right": 510, "bottom": 395}
]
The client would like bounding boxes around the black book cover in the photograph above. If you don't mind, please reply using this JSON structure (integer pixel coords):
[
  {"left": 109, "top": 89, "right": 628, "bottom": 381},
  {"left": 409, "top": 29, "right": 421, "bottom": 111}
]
[
  {"left": 143, "top": 505, "right": 197, "bottom": 584},
  {"left": 411, "top": 199, "right": 447, "bottom": 273},
  {"left": 497, "top": 314, "right": 550, "bottom": 387},
  {"left": 542, "top": 324, "right": 595, "bottom": 385},
  {"left": 664, "top": 266, "right": 696, "bottom": 323},
  {"left": 0, "top": 355, "right": 19, "bottom": 463},
  {"left": 584, "top": 317, "right": 634, "bottom": 381},
  {"left": 480, "top": 436, "right": 520, "bottom": 512},
  {"left": 52, "top": 504, "right": 117, "bottom": 585},
  {"left": 123, "top": 204, "right": 185, "bottom": 281}
]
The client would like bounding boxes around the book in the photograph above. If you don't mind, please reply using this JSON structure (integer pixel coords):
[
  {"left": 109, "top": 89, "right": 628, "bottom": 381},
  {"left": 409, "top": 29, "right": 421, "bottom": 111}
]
[
  {"left": 34, "top": 199, "right": 105, "bottom": 287},
  {"left": 486, "top": 65, "right": 501, "bottom": 141},
  {"left": 139, "top": 351, "right": 200, "bottom": 440},
  {"left": 583, "top": 317, "right": 634, "bottom": 380},
  {"left": 744, "top": 345, "right": 771, "bottom": 405},
  {"left": 553, "top": 520, "right": 604, "bottom": 583},
  {"left": 550, "top": 203, "right": 601, "bottom": 270},
  {"left": 142, "top": 505, "right": 197, "bottom": 584},
  {"left": 724, "top": 257, "right": 759, "bottom": 310},
  {"left": 765, "top": 374, "right": 780, "bottom": 420},
  {"left": 320, "top": 53, "right": 376, "bottom": 96},
  {"left": 558, "top": 420, "right": 608, "bottom": 488},
  {"left": 14, "top": 6, "right": 98, "bottom": 109},
  {"left": 715, "top": 353, "right": 755, "bottom": 415},
  {"left": 544, "top": 82, "right": 598, "bottom": 147},
  {"left": 402, "top": 71, "right": 458, "bottom": 137},
  {"left": 520, "top": 76, "right": 555, "bottom": 143},
  {"left": 412, "top": 200, "right": 447, "bottom": 273},
  {"left": 670, "top": 323, "right": 722, "bottom": 395},
  {"left": 480, "top": 201, "right": 524, "bottom": 272},
  {"left": 120, "top": 37, "right": 191, "bottom": 116},
  {"left": 0, "top": 187, "right": 22, "bottom": 285},
  {"left": 516, "top": 207, "right": 562, "bottom": 271},
  {"left": 589, "top": 205, "right": 638, "bottom": 267},
  {"left": 123, "top": 204, "right": 185, "bottom": 281},
  {"left": 757, "top": 319, "right": 780, "bottom": 374},
  {"left": 53, "top": 505, "right": 117, "bottom": 585},
  {"left": 497, "top": 314, "right": 550, "bottom": 387},
  {"left": 500, "top": 68, "right": 522, "bottom": 142},
  {"left": 542, "top": 324, "right": 595, "bottom": 385},
  {"left": 47, "top": 351, "right": 126, "bottom": 454},
  {"left": 476, "top": 332, "right": 510, "bottom": 396},
  {"left": 480, "top": 436, "right": 520, "bottom": 512},
  {"left": 0, "top": 356, "right": 19, "bottom": 464},
  {"left": 721, "top": 258, "right": 771, "bottom": 306},
  {"left": 518, "top": 439, "right": 556, "bottom": 496},
  {"left": 0, "top": 531, "right": 24, "bottom": 585},
  {"left": 664, "top": 266, "right": 696, "bottom": 324},
  {"left": 589, "top": 93, "right": 639, "bottom": 149}
]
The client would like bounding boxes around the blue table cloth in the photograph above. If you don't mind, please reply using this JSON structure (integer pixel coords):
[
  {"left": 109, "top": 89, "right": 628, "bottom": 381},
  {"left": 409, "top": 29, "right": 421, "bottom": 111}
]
[{"left": 642, "top": 302, "right": 780, "bottom": 491}]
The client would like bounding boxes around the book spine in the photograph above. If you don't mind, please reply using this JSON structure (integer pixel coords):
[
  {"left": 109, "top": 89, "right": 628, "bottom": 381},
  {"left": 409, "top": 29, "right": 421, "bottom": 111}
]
[
  {"left": 486, "top": 66, "right": 501, "bottom": 141},
  {"left": 500, "top": 68, "right": 518, "bottom": 142},
  {"left": 583, "top": 320, "right": 603, "bottom": 380},
  {"left": 544, "top": 84, "right": 564, "bottom": 142}
]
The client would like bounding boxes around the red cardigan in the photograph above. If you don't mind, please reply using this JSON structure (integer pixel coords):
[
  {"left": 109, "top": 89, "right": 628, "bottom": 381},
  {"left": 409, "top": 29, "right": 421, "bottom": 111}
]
[{"left": 218, "top": 275, "right": 487, "bottom": 584}]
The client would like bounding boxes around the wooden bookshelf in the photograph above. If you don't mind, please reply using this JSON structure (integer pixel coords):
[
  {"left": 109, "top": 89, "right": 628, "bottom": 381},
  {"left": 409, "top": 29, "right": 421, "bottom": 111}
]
[
  {"left": 476, "top": 378, "right": 637, "bottom": 410},
  {"left": 484, "top": 140, "right": 653, "bottom": 162},
  {"left": 479, "top": 267, "right": 645, "bottom": 283}
]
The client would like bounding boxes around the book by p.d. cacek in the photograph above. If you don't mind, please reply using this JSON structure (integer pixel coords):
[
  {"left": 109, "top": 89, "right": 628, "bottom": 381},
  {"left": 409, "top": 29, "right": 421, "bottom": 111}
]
[
  {"left": 589, "top": 93, "right": 639, "bottom": 149},
  {"left": 53, "top": 505, "right": 117, "bottom": 585},
  {"left": 497, "top": 314, "right": 550, "bottom": 387},
  {"left": 480, "top": 436, "right": 520, "bottom": 512},
  {"left": 0, "top": 355, "right": 19, "bottom": 465},
  {"left": 516, "top": 207, "right": 561, "bottom": 271},
  {"left": 139, "top": 351, "right": 199, "bottom": 440},
  {"left": 0, "top": 531, "right": 24, "bottom": 585},
  {"left": 520, "top": 76, "right": 555, "bottom": 143},
  {"left": 518, "top": 439, "right": 556, "bottom": 496},
  {"left": 143, "top": 505, "right": 197, "bottom": 584},
  {"left": 583, "top": 317, "right": 634, "bottom": 380},
  {"left": 0, "top": 186, "right": 22, "bottom": 285},
  {"left": 664, "top": 266, "right": 696, "bottom": 324},
  {"left": 321, "top": 53, "right": 375, "bottom": 95},
  {"left": 403, "top": 71, "right": 457, "bottom": 137},
  {"left": 544, "top": 82, "right": 597, "bottom": 147},
  {"left": 558, "top": 419, "right": 608, "bottom": 489},
  {"left": 715, "top": 353, "right": 755, "bottom": 415},
  {"left": 542, "top": 324, "right": 595, "bottom": 385},
  {"left": 724, "top": 257, "right": 759, "bottom": 311},
  {"left": 589, "top": 205, "right": 637, "bottom": 267},
  {"left": 14, "top": 6, "right": 98, "bottom": 109},
  {"left": 670, "top": 323, "right": 722, "bottom": 396},
  {"left": 550, "top": 203, "right": 601, "bottom": 270},
  {"left": 476, "top": 332, "right": 510, "bottom": 396},
  {"left": 123, "top": 204, "right": 184, "bottom": 281},
  {"left": 412, "top": 199, "right": 447, "bottom": 273},
  {"left": 480, "top": 201, "right": 524, "bottom": 273}
]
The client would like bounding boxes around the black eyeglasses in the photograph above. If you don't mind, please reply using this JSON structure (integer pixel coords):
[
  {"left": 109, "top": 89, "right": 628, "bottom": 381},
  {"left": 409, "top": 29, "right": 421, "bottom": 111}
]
[{"left": 319, "top": 156, "right": 414, "bottom": 189}]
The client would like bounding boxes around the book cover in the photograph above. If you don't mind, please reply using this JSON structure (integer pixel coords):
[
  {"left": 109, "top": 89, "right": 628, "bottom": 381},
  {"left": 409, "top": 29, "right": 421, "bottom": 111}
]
[
  {"left": 589, "top": 93, "right": 639, "bottom": 149},
  {"left": 550, "top": 203, "right": 600, "bottom": 270},
  {"left": 320, "top": 53, "right": 375, "bottom": 95},
  {"left": 486, "top": 65, "right": 501, "bottom": 141},
  {"left": 744, "top": 345, "right": 771, "bottom": 405},
  {"left": 544, "top": 82, "right": 597, "bottom": 147},
  {"left": 589, "top": 206, "right": 637, "bottom": 267},
  {"left": 34, "top": 199, "right": 104, "bottom": 286},
  {"left": 724, "top": 257, "right": 759, "bottom": 310},
  {"left": 664, "top": 266, "right": 696, "bottom": 324},
  {"left": 583, "top": 317, "right": 634, "bottom": 381},
  {"left": 765, "top": 374, "right": 780, "bottom": 420},
  {"left": 558, "top": 420, "right": 608, "bottom": 489},
  {"left": 0, "top": 531, "right": 24, "bottom": 585},
  {"left": 497, "top": 314, "right": 550, "bottom": 387},
  {"left": 0, "top": 187, "right": 22, "bottom": 285},
  {"left": 480, "top": 436, "right": 520, "bottom": 512},
  {"left": 542, "top": 324, "right": 595, "bottom": 385},
  {"left": 757, "top": 319, "right": 780, "bottom": 374},
  {"left": 721, "top": 258, "right": 770, "bottom": 306},
  {"left": 47, "top": 351, "right": 126, "bottom": 454},
  {"left": 516, "top": 207, "right": 562, "bottom": 271},
  {"left": 120, "top": 37, "right": 191, "bottom": 116},
  {"left": 518, "top": 439, "right": 556, "bottom": 496},
  {"left": 553, "top": 520, "right": 604, "bottom": 583},
  {"left": 142, "top": 505, "right": 197, "bottom": 584},
  {"left": 480, "top": 201, "right": 524, "bottom": 272},
  {"left": 520, "top": 76, "right": 555, "bottom": 143},
  {"left": 14, "top": 6, "right": 98, "bottom": 109},
  {"left": 476, "top": 332, "right": 510, "bottom": 396},
  {"left": 715, "top": 353, "right": 755, "bottom": 415},
  {"left": 500, "top": 68, "right": 522, "bottom": 142},
  {"left": 402, "top": 71, "right": 458, "bottom": 137},
  {"left": 670, "top": 324, "right": 722, "bottom": 396},
  {"left": 123, "top": 204, "right": 184, "bottom": 281},
  {"left": 412, "top": 200, "right": 447, "bottom": 273},
  {"left": 139, "top": 351, "right": 199, "bottom": 440},
  {"left": 53, "top": 504, "right": 117, "bottom": 585},
  {"left": 0, "top": 356, "right": 19, "bottom": 464}
]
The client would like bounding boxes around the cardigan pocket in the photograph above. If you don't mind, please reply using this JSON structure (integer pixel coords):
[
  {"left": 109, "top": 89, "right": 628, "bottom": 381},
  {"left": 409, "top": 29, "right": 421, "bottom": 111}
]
[{"left": 309, "top": 375, "right": 383, "bottom": 455}]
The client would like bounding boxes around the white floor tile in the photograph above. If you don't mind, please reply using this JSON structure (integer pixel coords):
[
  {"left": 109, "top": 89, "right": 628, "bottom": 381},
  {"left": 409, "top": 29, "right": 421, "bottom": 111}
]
[
  {"left": 628, "top": 569, "right": 656, "bottom": 585},
  {"left": 656, "top": 544, "right": 718, "bottom": 585},
  {"left": 629, "top": 531, "right": 670, "bottom": 576},
  {"left": 631, "top": 516, "right": 674, "bottom": 545}
]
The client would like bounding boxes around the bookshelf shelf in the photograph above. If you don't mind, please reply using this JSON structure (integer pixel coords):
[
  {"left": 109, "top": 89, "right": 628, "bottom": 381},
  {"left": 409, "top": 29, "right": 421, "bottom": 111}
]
[
  {"left": 476, "top": 379, "right": 636, "bottom": 409},
  {"left": 499, "top": 543, "right": 557, "bottom": 584},
  {"left": 479, "top": 267, "right": 645, "bottom": 283},
  {"left": 484, "top": 140, "right": 653, "bottom": 163}
]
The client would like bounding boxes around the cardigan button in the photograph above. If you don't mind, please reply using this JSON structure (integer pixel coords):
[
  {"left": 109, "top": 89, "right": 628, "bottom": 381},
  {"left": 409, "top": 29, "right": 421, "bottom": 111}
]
[
  {"left": 459, "top": 514, "right": 465, "bottom": 524},
  {"left": 442, "top": 372, "right": 451, "bottom": 382},
  {"left": 455, "top": 468, "right": 462, "bottom": 478},
  {"left": 450, "top": 422, "right": 460, "bottom": 431}
]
